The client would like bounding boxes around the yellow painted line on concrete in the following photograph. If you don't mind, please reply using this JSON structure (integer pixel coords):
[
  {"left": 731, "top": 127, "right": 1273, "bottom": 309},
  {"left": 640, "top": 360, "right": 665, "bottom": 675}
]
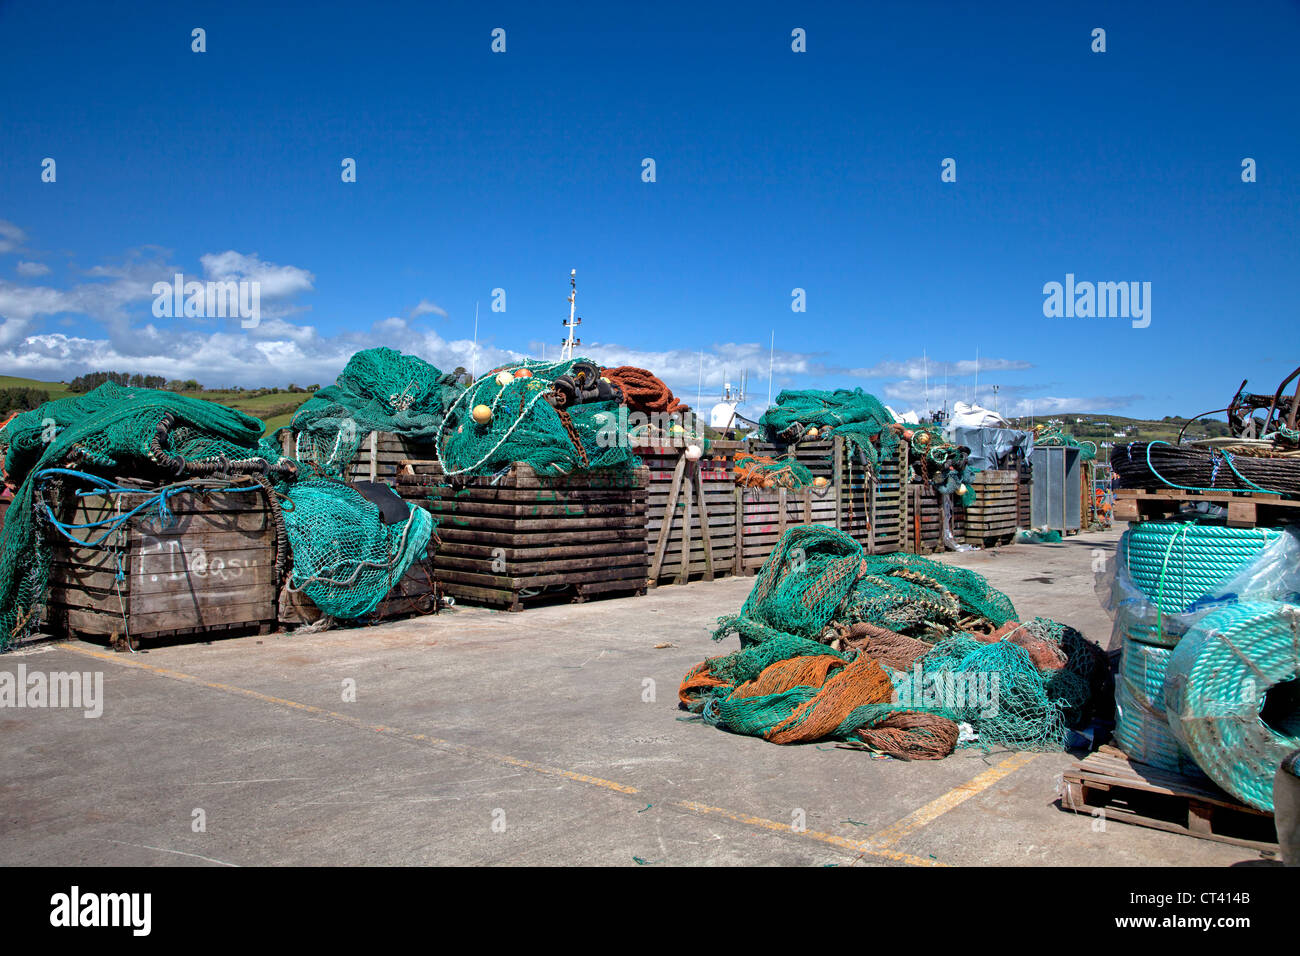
[
  {"left": 863, "top": 752, "right": 1041, "bottom": 851},
  {"left": 58, "top": 643, "right": 638, "bottom": 795},
  {"left": 674, "top": 801, "right": 947, "bottom": 867},
  {"left": 57, "top": 641, "right": 1031, "bottom": 866}
]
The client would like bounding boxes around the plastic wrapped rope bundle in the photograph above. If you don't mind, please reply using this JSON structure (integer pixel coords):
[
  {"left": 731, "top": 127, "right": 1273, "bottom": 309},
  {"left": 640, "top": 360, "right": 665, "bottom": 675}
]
[
  {"left": 290, "top": 347, "right": 465, "bottom": 476},
  {"left": 1114, "top": 635, "right": 1204, "bottom": 775},
  {"left": 1164, "top": 601, "right": 1300, "bottom": 811},
  {"left": 1108, "top": 521, "right": 1300, "bottom": 648}
]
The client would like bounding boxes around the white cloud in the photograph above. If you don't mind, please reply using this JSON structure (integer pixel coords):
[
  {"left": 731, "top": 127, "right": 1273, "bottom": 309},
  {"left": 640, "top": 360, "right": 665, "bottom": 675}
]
[
  {"left": 15, "top": 261, "right": 50, "bottom": 277},
  {"left": 847, "top": 356, "right": 1033, "bottom": 379},
  {"left": 409, "top": 299, "right": 448, "bottom": 319},
  {"left": 199, "top": 251, "right": 315, "bottom": 300},
  {"left": 0, "top": 221, "right": 25, "bottom": 255}
]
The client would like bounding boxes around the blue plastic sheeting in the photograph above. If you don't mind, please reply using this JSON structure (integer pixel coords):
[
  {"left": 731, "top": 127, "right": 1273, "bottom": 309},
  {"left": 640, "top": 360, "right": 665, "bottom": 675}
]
[{"left": 946, "top": 426, "right": 1034, "bottom": 471}]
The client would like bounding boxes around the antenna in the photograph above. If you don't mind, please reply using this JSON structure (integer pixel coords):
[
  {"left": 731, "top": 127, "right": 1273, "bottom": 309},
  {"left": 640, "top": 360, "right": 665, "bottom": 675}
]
[
  {"left": 767, "top": 330, "right": 775, "bottom": 409},
  {"left": 472, "top": 300, "right": 480, "bottom": 380},
  {"left": 974, "top": 347, "right": 980, "bottom": 407},
  {"left": 696, "top": 349, "right": 704, "bottom": 411},
  {"left": 923, "top": 349, "right": 929, "bottom": 418},
  {"left": 561, "top": 269, "right": 581, "bottom": 361}
]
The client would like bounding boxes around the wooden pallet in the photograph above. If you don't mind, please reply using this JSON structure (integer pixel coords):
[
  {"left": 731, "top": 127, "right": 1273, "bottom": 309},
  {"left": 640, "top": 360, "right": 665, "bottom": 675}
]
[
  {"left": 1059, "top": 745, "right": 1278, "bottom": 851},
  {"left": 45, "top": 479, "right": 280, "bottom": 645},
  {"left": 395, "top": 461, "right": 649, "bottom": 611},
  {"left": 1113, "top": 488, "right": 1300, "bottom": 528},
  {"left": 963, "top": 470, "right": 1019, "bottom": 546},
  {"left": 639, "top": 440, "right": 739, "bottom": 585}
]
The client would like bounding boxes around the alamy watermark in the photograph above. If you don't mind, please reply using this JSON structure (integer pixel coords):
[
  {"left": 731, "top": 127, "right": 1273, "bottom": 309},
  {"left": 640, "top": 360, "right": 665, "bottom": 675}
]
[
  {"left": 1043, "top": 273, "right": 1150, "bottom": 328},
  {"left": 152, "top": 273, "right": 261, "bottom": 328},
  {"left": 0, "top": 665, "right": 103, "bottom": 718},
  {"left": 895, "top": 665, "right": 999, "bottom": 717}
]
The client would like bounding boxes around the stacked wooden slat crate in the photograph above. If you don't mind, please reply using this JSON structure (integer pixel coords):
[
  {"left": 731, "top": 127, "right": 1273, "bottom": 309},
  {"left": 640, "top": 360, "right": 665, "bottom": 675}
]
[
  {"left": 287, "top": 429, "right": 438, "bottom": 482},
  {"left": 906, "top": 482, "right": 966, "bottom": 554},
  {"left": 736, "top": 436, "right": 907, "bottom": 571},
  {"left": 46, "top": 479, "right": 280, "bottom": 644},
  {"left": 962, "top": 470, "right": 1019, "bottom": 546},
  {"left": 395, "top": 461, "right": 649, "bottom": 611},
  {"left": 640, "top": 439, "right": 740, "bottom": 585},
  {"left": 1017, "top": 461, "right": 1033, "bottom": 528}
]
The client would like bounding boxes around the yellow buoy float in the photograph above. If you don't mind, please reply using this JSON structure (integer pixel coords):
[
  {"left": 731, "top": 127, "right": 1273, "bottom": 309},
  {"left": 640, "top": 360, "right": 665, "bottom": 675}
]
[{"left": 472, "top": 404, "right": 493, "bottom": 425}]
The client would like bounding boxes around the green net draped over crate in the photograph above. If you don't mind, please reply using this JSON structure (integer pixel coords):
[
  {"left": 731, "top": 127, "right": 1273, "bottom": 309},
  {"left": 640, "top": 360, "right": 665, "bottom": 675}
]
[
  {"left": 0, "top": 375, "right": 442, "bottom": 648},
  {"left": 0, "top": 383, "right": 297, "bottom": 648},
  {"left": 1165, "top": 601, "right": 1300, "bottom": 811},
  {"left": 437, "top": 358, "right": 638, "bottom": 478},
  {"left": 758, "top": 389, "right": 900, "bottom": 471},
  {"left": 281, "top": 478, "right": 434, "bottom": 620},
  {"left": 689, "top": 526, "right": 1096, "bottom": 757},
  {"left": 290, "top": 347, "right": 465, "bottom": 476}
]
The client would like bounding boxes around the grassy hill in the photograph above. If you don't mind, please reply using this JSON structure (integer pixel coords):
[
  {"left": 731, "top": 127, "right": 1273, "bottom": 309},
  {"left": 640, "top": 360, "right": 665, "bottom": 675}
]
[
  {"left": 0, "top": 376, "right": 313, "bottom": 435},
  {"left": 1004, "top": 412, "right": 1231, "bottom": 462}
]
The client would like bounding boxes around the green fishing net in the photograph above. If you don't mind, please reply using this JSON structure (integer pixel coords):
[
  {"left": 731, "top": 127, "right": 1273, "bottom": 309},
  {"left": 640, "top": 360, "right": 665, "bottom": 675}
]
[
  {"left": 437, "top": 359, "right": 638, "bottom": 477},
  {"left": 758, "top": 388, "right": 899, "bottom": 471},
  {"left": 0, "top": 378, "right": 434, "bottom": 647},
  {"left": 290, "top": 347, "right": 464, "bottom": 476},
  {"left": 281, "top": 477, "right": 434, "bottom": 620},
  {"left": 701, "top": 526, "right": 1093, "bottom": 753}
]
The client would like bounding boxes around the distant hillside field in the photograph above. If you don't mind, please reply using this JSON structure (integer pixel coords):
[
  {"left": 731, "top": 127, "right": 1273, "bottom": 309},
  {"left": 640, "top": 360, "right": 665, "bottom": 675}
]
[{"left": 0, "top": 377, "right": 313, "bottom": 436}]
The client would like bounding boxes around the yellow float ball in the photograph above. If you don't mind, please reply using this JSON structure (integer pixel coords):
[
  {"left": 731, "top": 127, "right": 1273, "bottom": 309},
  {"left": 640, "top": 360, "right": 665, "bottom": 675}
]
[
  {"left": 472, "top": 404, "right": 493, "bottom": 425},
  {"left": 806, "top": 427, "right": 820, "bottom": 439},
  {"left": 813, "top": 476, "right": 829, "bottom": 487}
]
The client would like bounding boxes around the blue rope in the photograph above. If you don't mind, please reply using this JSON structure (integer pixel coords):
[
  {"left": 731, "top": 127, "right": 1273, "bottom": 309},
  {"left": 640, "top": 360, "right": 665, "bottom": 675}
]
[
  {"left": 1143, "top": 441, "right": 1283, "bottom": 496},
  {"left": 33, "top": 468, "right": 263, "bottom": 548}
]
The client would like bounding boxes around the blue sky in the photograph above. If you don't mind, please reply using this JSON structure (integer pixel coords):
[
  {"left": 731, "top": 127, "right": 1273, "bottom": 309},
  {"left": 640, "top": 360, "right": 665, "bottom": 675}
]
[{"left": 1, "top": 0, "right": 1297, "bottom": 419}]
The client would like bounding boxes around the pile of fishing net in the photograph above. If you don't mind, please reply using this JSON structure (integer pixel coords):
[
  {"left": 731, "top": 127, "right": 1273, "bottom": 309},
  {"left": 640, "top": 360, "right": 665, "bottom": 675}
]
[
  {"left": 437, "top": 358, "right": 638, "bottom": 477},
  {"left": 1035, "top": 426, "right": 1097, "bottom": 461},
  {"left": 733, "top": 452, "right": 814, "bottom": 489},
  {"left": 290, "top": 347, "right": 465, "bottom": 476},
  {"left": 0, "top": 382, "right": 435, "bottom": 648},
  {"left": 758, "top": 389, "right": 900, "bottom": 471},
  {"left": 682, "top": 526, "right": 1099, "bottom": 757}
]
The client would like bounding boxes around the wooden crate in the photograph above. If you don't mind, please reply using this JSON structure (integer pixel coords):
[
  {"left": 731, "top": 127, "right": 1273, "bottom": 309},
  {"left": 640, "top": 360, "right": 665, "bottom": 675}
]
[
  {"left": 906, "top": 482, "right": 966, "bottom": 554},
  {"left": 640, "top": 440, "right": 740, "bottom": 585},
  {"left": 278, "top": 556, "right": 439, "bottom": 626},
  {"left": 1113, "top": 488, "right": 1300, "bottom": 528},
  {"left": 964, "top": 470, "right": 1019, "bottom": 546},
  {"left": 287, "top": 430, "right": 438, "bottom": 482},
  {"left": 46, "top": 480, "right": 280, "bottom": 643},
  {"left": 735, "top": 484, "right": 839, "bottom": 573},
  {"left": 739, "top": 436, "right": 907, "bottom": 569},
  {"left": 395, "top": 461, "right": 649, "bottom": 611},
  {"left": 1059, "top": 744, "right": 1277, "bottom": 851}
]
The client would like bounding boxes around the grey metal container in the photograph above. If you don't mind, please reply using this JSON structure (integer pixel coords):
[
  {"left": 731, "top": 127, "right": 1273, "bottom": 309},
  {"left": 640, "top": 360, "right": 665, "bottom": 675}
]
[{"left": 1030, "top": 445, "right": 1082, "bottom": 532}]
